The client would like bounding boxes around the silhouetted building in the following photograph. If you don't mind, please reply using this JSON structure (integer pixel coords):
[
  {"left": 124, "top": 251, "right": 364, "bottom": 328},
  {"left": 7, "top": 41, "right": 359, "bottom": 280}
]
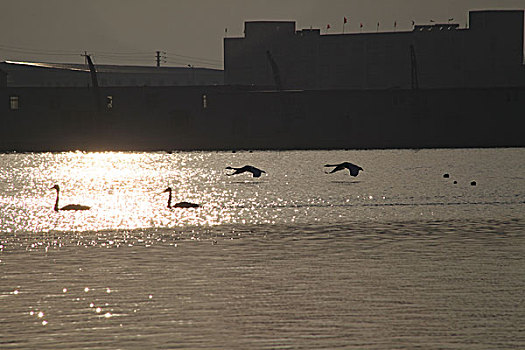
[
  {"left": 224, "top": 10, "right": 525, "bottom": 89},
  {"left": 1, "top": 9, "right": 524, "bottom": 152},
  {"left": 0, "top": 61, "right": 224, "bottom": 87}
]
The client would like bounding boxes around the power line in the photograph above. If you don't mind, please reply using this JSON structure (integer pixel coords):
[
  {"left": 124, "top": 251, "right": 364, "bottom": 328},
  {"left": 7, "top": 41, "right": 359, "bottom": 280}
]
[
  {"left": 164, "top": 58, "right": 222, "bottom": 68},
  {"left": 0, "top": 45, "right": 80, "bottom": 57},
  {"left": 166, "top": 51, "right": 222, "bottom": 64},
  {"left": 91, "top": 50, "right": 153, "bottom": 56},
  {"left": 0, "top": 43, "right": 79, "bottom": 55},
  {"left": 94, "top": 54, "right": 154, "bottom": 60},
  {"left": 0, "top": 42, "right": 224, "bottom": 68}
]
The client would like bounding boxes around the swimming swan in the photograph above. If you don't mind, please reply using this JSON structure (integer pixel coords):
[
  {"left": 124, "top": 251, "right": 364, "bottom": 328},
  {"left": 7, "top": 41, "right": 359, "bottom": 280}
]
[
  {"left": 163, "top": 187, "right": 199, "bottom": 208},
  {"left": 51, "top": 184, "right": 91, "bottom": 211}
]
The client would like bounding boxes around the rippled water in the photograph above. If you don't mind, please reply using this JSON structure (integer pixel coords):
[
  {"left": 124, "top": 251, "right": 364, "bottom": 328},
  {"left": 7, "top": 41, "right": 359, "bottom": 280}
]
[{"left": 1, "top": 149, "right": 524, "bottom": 349}]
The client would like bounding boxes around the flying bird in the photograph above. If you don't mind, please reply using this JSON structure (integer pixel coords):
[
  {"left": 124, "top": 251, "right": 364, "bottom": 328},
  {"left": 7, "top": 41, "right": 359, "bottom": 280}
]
[
  {"left": 163, "top": 187, "right": 199, "bottom": 208},
  {"left": 324, "top": 162, "right": 363, "bottom": 177},
  {"left": 225, "top": 165, "right": 266, "bottom": 178},
  {"left": 51, "top": 184, "right": 91, "bottom": 211}
]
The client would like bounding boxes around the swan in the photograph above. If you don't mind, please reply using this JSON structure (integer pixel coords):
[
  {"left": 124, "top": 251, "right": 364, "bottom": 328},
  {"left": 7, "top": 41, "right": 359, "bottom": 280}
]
[
  {"left": 225, "top": 165, "right": 266, "bottom": 178},
  {"left": 51, "top": 185, "right": 91, "bottom": 211},
  {"left": 324, "top": 162, "right": 363, "bottom": 177},
  {"left": 163, "top": 187, "right": 199, "bottom": 208}
]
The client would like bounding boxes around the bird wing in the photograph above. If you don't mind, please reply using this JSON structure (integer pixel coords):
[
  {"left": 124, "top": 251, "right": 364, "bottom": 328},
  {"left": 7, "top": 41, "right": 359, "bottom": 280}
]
[
  {"left": 250, "top": 166, "right": 265, "bottom": 177},
  {"left": 226, "top": 166, "right": 244, "bottom": 175},
  {"left": 330, "top": 164, "right": 346, "bottom": 173},
  {"left": 346, "top": 163, "right": 362, "bottom": 176},
  {"left": 324, "top": 163, "right": 346, "bottom": 173}
]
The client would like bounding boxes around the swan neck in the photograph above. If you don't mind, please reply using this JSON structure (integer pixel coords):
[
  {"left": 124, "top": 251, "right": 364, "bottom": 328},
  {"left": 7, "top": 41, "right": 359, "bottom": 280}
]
[
  {"left": 167, "top": 189, "right": 172, "bottom": 208},
  {"left": 54, "top": 189, "right": 59, "bottom": 211}
]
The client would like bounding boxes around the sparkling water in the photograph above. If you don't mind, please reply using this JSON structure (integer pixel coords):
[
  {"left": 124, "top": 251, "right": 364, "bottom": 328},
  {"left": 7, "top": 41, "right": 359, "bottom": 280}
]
[{"left": 1, "top": 149, "right": 524, "bottom": 349}]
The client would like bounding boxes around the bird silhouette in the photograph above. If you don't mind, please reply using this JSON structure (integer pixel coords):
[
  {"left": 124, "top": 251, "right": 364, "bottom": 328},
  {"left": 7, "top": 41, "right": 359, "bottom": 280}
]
[
  {"left": 324, "top": 162, "right": 363, "bottom": 177},
  {"left": 225, "top": 165, "right": 266, "bottom": 178},
  {"left": 51, "top": 185, "right": 91, "bottom": 211},
  {"left": 163, "top": 187, "right": 199, "bottom": 208}
]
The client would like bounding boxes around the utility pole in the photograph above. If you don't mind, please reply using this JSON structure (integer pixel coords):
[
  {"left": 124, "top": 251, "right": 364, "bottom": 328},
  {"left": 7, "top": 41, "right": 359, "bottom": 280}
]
[{"left": 156, "top": 51, "right": 161, "bottom": 67}]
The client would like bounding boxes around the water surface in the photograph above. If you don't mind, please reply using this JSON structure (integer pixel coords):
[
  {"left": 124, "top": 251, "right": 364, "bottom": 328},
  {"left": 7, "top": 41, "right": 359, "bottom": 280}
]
[{"left": 1, "top": 149, "right": 524, "bottom": 349}]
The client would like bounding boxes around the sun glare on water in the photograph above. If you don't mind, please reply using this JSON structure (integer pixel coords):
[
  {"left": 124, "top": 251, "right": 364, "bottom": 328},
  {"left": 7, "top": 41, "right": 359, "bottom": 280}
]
[
  {"left": 2, "top": 149, "right": 522, "bottom": 234},
  {"left": 0, "top": 152, "right": 246, "bottom": 233}
]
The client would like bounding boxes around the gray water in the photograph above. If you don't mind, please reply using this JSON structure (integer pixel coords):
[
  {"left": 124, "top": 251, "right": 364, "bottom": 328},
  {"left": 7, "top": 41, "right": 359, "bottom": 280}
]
[{"left": 1, "top": 149, "right": 524, "bottom": 349}]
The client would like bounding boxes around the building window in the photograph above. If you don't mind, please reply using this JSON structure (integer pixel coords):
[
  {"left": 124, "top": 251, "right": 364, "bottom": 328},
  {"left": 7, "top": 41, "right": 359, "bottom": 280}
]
[
  {"left": 106, "top": 95, "right": 113, "bottom": 109},
  {"left": 10, "top": 96, "right": 19, "bottom": 110},
  {"left": 202, "top": 94, "right": 207, "bottom": 109}
]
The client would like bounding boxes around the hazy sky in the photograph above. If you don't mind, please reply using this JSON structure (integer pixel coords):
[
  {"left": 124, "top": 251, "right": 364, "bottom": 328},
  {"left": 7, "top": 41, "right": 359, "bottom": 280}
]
[{"left": 0, "top": 0, "right": 523, "bottom": 68}]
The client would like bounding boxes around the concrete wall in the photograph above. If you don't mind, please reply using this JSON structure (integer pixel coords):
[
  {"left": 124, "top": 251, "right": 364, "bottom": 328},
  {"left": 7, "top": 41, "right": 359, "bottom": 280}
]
[
  {"left": 1, "top": 85, "right": 524, "bottom": 151},
  {"left": 0, "top": 69, "right": 6, "bottom": 88}
]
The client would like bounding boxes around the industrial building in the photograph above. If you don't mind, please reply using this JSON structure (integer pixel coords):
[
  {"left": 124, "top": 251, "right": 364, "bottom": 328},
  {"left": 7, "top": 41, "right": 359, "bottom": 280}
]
[
  {"left": 0, "top": 9, "right": 524, "bottom": 151},
  {"left": 224, "top": 10, "right": 525, "bottom": 89},
  {"left": 0, "top": 61, "right": 224, "bottom": 87},
  {"left": 2, "top": 10, "right": 523, "bottom": 91}
]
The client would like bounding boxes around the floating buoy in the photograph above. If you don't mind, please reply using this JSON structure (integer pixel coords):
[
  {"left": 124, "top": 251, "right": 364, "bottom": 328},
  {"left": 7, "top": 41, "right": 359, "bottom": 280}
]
[
  {"left": 453, "top": 180, "right": 457, "bottom": 184},
  {"left": 470, "top": 181, "right": 477, "bottom": 186},
  {"left": 443, "top": 173, "right": 450, "bottom": 178}
]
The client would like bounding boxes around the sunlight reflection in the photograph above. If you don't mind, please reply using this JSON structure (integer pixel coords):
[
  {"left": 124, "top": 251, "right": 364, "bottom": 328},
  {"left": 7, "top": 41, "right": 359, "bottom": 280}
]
[
  {"left": 2, "top": 152, "right": 251, "bottom": 232},
  {"left": 1, "top": 150, "right": 522, "bottom": 234}
]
